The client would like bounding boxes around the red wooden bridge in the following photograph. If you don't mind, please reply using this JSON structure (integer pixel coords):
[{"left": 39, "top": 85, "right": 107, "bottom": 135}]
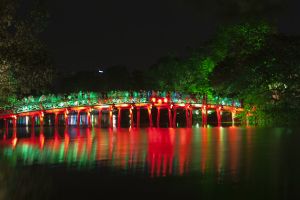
[{"left": 0, "top": 91, "right": 244, "bottom": 129}]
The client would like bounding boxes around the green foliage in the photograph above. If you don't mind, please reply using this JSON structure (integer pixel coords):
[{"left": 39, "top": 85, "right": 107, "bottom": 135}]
[
  {"left": 212, "top": 27, "right": 300, "bottom": 126},
  {"left": 212, "top": 21, "right": 273, "bottom": 62},
  {"left": 0, "top": 0, "right": 54, "bottom": 106},
  {"left": 148, "top": 53, "right": 215, "bottom": 95}
]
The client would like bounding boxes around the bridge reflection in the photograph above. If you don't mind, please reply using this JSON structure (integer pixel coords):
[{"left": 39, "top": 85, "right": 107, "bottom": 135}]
[{"left": 0, "top": 127, "right": 262, "bottom": 179}]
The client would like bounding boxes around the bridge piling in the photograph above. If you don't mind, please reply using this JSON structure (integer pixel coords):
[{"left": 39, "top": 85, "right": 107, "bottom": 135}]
[
  {"left": 98, "top": 109, "right": 102, "bottom": 128},
  {"left": 130, "top": 107, "right": 134, "bottom": 128},
  {"left": 30, "top": 115, "right": 35, "bottom": 128},
  {"left": 156, "top": 107, "right": 160, "bottom": 128},
  {"left": 77, "top": 111, "right": 80, "bottom": 127},
  {"left": 39, "top": 112, "right": 44, "bottom": 128},
  {"left": 185, "top": 108, "right": 189, "bottom": 127},
  {"left": 188, "top": 108, "right": 193, "bottom": 127},
  {"left": 87, "top": 109, "right": 91, "bottom": 127},
  {"left": 148, "top": 106, "right": 153, "bottom": 127},
  {"left": 109, "top": 107, "right": 113, "bottom": 128},
  {"left": 168, "top": 108, "right": 172, "bottom": 128},
  {"left": 4, "top": 118, "right": 8, "bottom": 130},
  {"left": 216, "top": 107, "right": 222, "bottom": 127},
  {"left": 172, "top": 108, "right": 177, "bottom": 128},
  {"left": 202, "top": 106, "right": 207, "bottom": 127},
  {"left": 12, "top": 116, "right": 17, "bottom": 130},
  {"left": 117, "top": 108, "right": 122, "bottom": 128},
  {"left": 54, "top": 113, "right": 59, "bottom": 127},
  {"left": 137, "top": 108, "right": 140, "bottom": 128},
  {"left": 231, "top": 110, "right": 236, "bottom": 127},
  {"left": 64, "top": 110, "right": 69, "bottom": 126}
]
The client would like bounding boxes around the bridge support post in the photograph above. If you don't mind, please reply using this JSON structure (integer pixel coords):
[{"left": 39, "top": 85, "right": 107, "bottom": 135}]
[
  {"left": 54, "top": 113, "right": 59, "bottom": 127},
  {"left": 216, "top": 107, "right": 222, "bottom": 127},
  {"left": 246, "top": 113, "right": 250, "bottom": 127},
  {"left": 109, "top": 107, "right": 113, "bottom": 128},
  {"left": 185, "top": 108, "right": 189, "bottom": 127},
  {"left": 13, "top": 118, "right": 17, "bottom": 139},
  {"left": 148, "top": 106, "right": 153, "bottom": 127},
  {"left": 202, "top": 107, "right": 207, "bottom": 127},
  {"left": 77, "top": 111, "right": 81, "bottom": 127},
  {"left": 137, "top": 107, "right": 140, "bottom": 128},
  {"left": 130, "top": 107, "right": 134, "bottom": 128},
  {"left": 64, "top": 110, "right": 69, "bottom": 127},
  {"left": 172, "top": 108, "right": 177, "bottom": 128},
  {"left": 87, "top": 110, "right": 91, "bottom": 127},
  {"left": 156, "top": 107, "right": 160, "bottom": 128},
  {"left": 30, "top": 115, "right": 35, "bottom": 129},
  {"left": 4, "top": 118, "right": 8, "bottom": 130},
  {"left": 12, "top": 116, "right": 17, "bottom": 130},
  {"left": 98, "top": 109, "right": 102, "bottom": 128},
  {"left": 231, "top": 110, "right": 236, "bottom": 127},
  {"left": 117, "top": 108, "right": 121, "bottom": 128},
  {"left": 168, "top": 107, "right": 172, "bottom": 128},
  {"left": 39, "top": 113, "right": 44, "bottom": 128},
  {"left": 189, "top": 108, "right": 193, "bottom": 127},
  {"left": 3, "top": 119, "right": 8, "bottom": 140}
]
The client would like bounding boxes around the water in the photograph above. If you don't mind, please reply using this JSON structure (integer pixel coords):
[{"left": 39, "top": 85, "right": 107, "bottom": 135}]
[{"left": 0, "top": 127, "right": 299, "bottom": 200}]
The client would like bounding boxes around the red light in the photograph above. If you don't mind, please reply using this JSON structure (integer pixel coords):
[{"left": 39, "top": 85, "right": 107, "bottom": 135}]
[
  {"left": 151, "top": 97, "right": 156, "bottom": 103},
  {"left": 39, "top": 134, "right": 45, "bottom": 148},
  {"left": 164, "top": 98, "right": 168, "bottom": 103},
  {"left": 12, "top": 137, "right": 17, "bottom": 148}
]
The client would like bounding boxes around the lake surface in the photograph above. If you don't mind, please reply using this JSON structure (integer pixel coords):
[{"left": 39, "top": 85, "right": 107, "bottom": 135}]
[{"left": 0, "top": 127, "right": 299, "bottom": 200}]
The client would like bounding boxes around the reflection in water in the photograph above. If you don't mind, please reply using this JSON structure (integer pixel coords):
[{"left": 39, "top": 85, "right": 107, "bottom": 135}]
[{"left": 0, "top": 127, "right": 283, "bottom": 181}]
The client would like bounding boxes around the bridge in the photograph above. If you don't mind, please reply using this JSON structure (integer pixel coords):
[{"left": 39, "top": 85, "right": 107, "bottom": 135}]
[{"left": 0, "top": 91, "right": 244, "bottom": 130}]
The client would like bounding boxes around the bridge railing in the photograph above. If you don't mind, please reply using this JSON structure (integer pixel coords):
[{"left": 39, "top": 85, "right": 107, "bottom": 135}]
[{"left": 0, "top": 91, "right": 242, "bottom": 114}]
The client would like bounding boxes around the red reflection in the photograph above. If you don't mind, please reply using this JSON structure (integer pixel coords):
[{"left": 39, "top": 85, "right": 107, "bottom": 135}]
[
  {"left": 0, "top": 127, "right": 248, "bottom": 179},
  {"left": 147, "top": 129, "right": 175, "bottom": 177},
  {"left": 215, "top": 128, "right": 222, "bottom": 174},
  {"left": 228, "top": 127, "right": 240, "bottom": 181},
  {"left": 201, "top": 128, "right": 208, "bottom": 174},
  {"left": 64, "top": 129, "right": 70, "bottom": 156},
  {"left": 39, "top": 132, "right": 45, "bottom": 149},
  {"left": 12, "top": 137, "right": 18, "bottom": 148},
  {"left": 178, "top": 129, "right": 192, "bottom": 175},
  {"left": 39, "top": 128, "right": 45, "bottom": 149},
  {"left": 86, "top": 128, "right": 93, "bottom": 159}
]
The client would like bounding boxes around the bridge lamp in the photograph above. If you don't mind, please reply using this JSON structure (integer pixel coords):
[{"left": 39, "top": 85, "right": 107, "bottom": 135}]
[{"left": 163, "top": 98, "right": 168, "bottom": 103}]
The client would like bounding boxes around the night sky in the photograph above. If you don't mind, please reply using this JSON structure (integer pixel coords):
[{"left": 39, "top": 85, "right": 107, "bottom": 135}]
[{"left": 43, "top": 0, "right": 300, "bottom": 72}]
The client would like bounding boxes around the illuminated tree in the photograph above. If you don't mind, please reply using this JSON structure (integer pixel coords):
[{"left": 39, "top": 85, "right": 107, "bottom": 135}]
[
  {"left": 0, "top": 0, "right": 54, "bottom": 105},
  {"left": 212, "top": 31, "right": 300, "bottom": 126}
]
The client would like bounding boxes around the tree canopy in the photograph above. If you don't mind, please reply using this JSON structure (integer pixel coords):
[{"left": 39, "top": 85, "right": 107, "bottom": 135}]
[{"left": 0, "top": 0, "right": 54, "bottom": 105}]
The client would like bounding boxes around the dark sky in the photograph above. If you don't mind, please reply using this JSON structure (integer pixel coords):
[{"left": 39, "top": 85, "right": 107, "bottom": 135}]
[{"left": 43, "top": 0, "right": 300, "bottom": 72}]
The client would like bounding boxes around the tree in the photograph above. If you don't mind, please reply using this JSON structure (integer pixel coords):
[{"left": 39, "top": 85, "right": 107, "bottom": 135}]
[
  {"left": 212, "top": 31, "right": 300, "bottom": 126},
  {"left": 147, "top": 53, "right": 215, "bottom": 95},
  {"left": 0, "top": 0, "right": 54, "bottom": 106}
]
